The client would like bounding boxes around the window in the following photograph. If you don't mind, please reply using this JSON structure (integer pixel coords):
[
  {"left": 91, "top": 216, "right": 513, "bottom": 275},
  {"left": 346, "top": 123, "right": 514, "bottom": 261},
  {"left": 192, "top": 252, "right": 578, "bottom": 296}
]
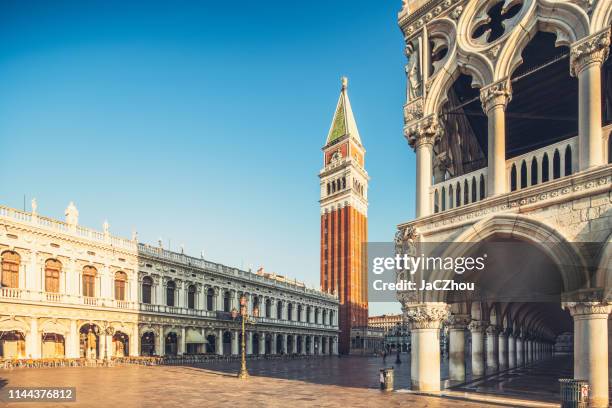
[
  {"left": 1, "top": 251, "right": 20, "bottom": 288},
  {"left": 82, "top": 266, "right": 97, "bottom": 297},
  {"left": 188, "top": 285, "right": 196, "bottom": 309},
  {"left": 223, "top": 291, "right": 231, "bottom": 312},
  {"left": 142, "top": 276, "right": 153, "bottom": 304},
  {"left": 45, "top": 259, "right": 61, "bottom": 293},
  {"left": 115, "top": 271, "right": 127, "bottom": 301},
  {"left": 166, "top": 281, "right": 176, "bottom": 307},
  {"left": 206, "top": 288, "right": 214, "bottom": 311},
  {"left": 277, "top": 301, "right": 282, "bottom": 319}
]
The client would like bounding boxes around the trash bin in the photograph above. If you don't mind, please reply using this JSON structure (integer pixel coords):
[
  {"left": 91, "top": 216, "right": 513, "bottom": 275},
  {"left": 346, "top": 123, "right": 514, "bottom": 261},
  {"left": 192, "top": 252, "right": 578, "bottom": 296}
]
[
  {"left": 559, "top": 379, "right": 589, "bottom": 408},
  {"left": 379, "top": 367, "right": 394, "bottom": 391}
]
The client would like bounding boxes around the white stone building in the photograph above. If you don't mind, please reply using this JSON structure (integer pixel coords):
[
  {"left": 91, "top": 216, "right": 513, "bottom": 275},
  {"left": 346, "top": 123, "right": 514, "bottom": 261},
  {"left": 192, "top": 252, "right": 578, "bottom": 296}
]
[
  {"left": 397, "top": 0, "right": 612, "bottom": 406},
  {"left": 0, "top": 202, "right": 339, "bottom": 361}
]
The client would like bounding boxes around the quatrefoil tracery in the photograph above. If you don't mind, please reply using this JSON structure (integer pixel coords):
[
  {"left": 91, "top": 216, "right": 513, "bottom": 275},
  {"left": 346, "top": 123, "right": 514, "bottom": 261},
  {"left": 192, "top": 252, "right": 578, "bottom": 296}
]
[{"left": 471, "top": 0, "right": 523, "bottom": 45}]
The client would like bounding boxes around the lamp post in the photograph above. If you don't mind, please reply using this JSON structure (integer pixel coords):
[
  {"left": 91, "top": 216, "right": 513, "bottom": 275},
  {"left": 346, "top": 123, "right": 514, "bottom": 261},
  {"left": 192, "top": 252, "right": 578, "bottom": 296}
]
[{"left": 232, "top": 294, "right": 258, "bottom": 379}]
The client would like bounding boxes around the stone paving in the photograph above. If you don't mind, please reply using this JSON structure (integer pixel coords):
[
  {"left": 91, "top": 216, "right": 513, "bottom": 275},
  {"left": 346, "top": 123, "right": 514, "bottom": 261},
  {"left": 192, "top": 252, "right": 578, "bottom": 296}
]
[
  {"left": 0, "top": 355, "right": 581, "bottom": 407},
  {"left": 0, "top": 357, "right": 488, "bottom": 408}
]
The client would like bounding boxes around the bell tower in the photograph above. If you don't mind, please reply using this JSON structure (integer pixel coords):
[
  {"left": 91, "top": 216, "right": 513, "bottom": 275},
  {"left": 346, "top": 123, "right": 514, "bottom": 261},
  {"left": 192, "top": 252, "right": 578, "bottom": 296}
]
[{"left": 319, "top": 77, "right": 369, "bottom": 354}]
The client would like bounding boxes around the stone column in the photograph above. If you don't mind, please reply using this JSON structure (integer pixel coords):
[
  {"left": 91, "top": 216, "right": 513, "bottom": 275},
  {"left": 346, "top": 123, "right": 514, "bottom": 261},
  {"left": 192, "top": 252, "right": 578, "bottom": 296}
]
[
  {"left": 259, "top": 333, "right": 266, "bottom": 355},
  {"left": 406, "top": 116, "right": 440, "bottom": 218},
  {"left": 216, "top": 329, "right": 223, "bottom": 355},
  {"left": 179, "top": 327, "right": 186, "bottom": 355},
  {"left": 231, "top": 331, "right": 239, "bottom": 356},
  {"left": 332, "top": 337, "right": 338, "bottom": 355},
  {"left": 282, "top": 334, "right": 287, "bottom": 354},
  {"left": 246, "top": 332, "right": 253, "bottom": 355},
  {"left": 486, "top": 325, "right": 499, "bottom": 374},
  {"left": 27, "top": 318, "right": 40, "bottom": 359},
  {"left": 469, "top": 321, "right": 487, "bottom": 378},
  {"left": 130, "top": 324, "right": 139, "bottom": 356},
  {"left": 480, "top": 78, "right": 512, "bottom": 197},
  {"left": 300, "top": 336, "right": 306, "bottom": 355},
  {"left": 498, "top": 329, "right": 508, "bottom": 371},
  {"left": 404, "top": 303, "right": 450, "bottom": 392},
  {"left": 448, "top": 315, "right": 469, "bottom": 382},
  {"left": 67, "top": 320, "right": 79, "bottom": 358},
  {"left": 508, "top": 332, "right": 516, "bottom": 369},
  {"left": 565, "top": 302, "right": 611, "bottom": 407},
  {"left": 215, "top": 288, "right": 223, "bottom": 311},
  {"left": 516, "top": 335, "right": 524, "bottom": 367},
  {"left": 570, "top": 29, "right": 610, "bottom": 170},
  {"left": 271, "top": 334, "right": 277, "bottom": 355}
]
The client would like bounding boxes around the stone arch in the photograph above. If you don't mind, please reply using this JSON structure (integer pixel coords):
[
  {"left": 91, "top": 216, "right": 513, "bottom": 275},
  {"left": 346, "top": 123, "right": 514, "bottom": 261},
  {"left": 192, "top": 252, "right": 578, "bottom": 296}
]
[
  {"left": 598, "top": 231, "right": 612, "bottom": 299},
  {"left": 432, "top": 214, "right": 587, "bottom": 297},
  {"left": 39, "top": 318, "right": 69, "bottom": 336},
  {"left": 591, "top": 0, "right": 612, "bottom": 34},
  {"left": 0, "top": 316, "right": 29, "bottom": 334},
  {"left": 494, "top": 0, "right": 589, "bottom": 80}
]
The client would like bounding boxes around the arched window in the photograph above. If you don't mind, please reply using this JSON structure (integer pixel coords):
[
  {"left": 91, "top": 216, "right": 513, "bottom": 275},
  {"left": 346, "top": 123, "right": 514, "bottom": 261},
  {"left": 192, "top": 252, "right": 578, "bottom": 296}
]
[
  {"left": 471, "top": 177, "right": 477, "bottom": 202},
  {"left": 265, "top": 298, "right": 272, "bottom": 318},
  {"left": 542, "top": 153, "right": 550, "bottom": 182},
  {"left": 433, "top": 190, "right": 439, "bottom": 213},
  {"left": 463, "top": 180, "right": 469, "bottom": 205},
  {"left": 142, "top": 276, "right": 153, "bottom": 304},
  {"left": 223, "top": 291, "right": 231, "bottom": 312},
  {"left": 510, "top": 164, "right": 517, "bottom": 191},
  {"left": 114, "top": 271, "right": 127, "bottom": 301},
  {"left": 448, "top": 185, "right": 454, "bottom": 209},
  {"left": 441, "top": 187, "right": 446, "bottom": 211},
  {"left": 327, "top": 183, "right": 330, "bottom": 195},
  {"left": 553, "top": 149, "right": 561, "bottom": 179},
  {"left": 479, "top": 174, "right": 485, "bottom": 199},
  {"left": 288, "top": 303, "right": 294, "bottom": 321},
  {"left": 342, "top": 177, "right": 346, "bottom": 189},
  {"left": 531, "top": 157, "right": 538, "bottom": 186},
  {"left": 1, "top": 251, "right": 20, "bottom": 289},
  {"left": 187, "top": 285, "right": 196, "bottom": 309},
  {"left": 520, "top": 161, "right": 527, "bottom": 189},
  {"left": 44, "top": 259, "right": 61, "bottom": 293},
  {"left": 277, "top": 301, "right": 283, "bottom": 319},
  {"left": 82, "top": 266, "right": 97, "bottom": 298},
  {"left": 564, "top": 145, "right": 572, "bottom": 176},
  {"left": 206, "top": 288, "right": 214, "bottom": 311},
  {"left": 166, "top": 281, "right": 175, "bottom": 307}
]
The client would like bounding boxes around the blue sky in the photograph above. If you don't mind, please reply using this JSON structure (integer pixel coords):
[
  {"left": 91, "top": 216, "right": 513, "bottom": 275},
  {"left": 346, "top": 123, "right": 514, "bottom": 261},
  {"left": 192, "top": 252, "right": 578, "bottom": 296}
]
[{"left": 0, "top": 0, "right": 415, "bottom": 315}]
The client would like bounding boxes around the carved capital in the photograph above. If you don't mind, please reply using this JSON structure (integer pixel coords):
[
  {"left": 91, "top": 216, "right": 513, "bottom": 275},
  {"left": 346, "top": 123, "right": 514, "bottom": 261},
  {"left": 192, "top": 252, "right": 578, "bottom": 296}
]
[
  {"left": 405, "top": 115, "right": 441, "bottom": 150},
  {"left": 448, "top": 314, "right": 470, "bottom": 329},
  {"left": 563, "top": 301, "right": 611, "bottom": 317},
  {"left": 480, "top": 79, "right": 512, "bottom": 113},
  {"left": 468, "top": 320, "right": 487, "bottom": 333},
  {"left": 570, "top": 29, "right": 611, "bottom": 77},
  {"left": 404, "top": 303, "right": 450, "bottom": 330},
  {"left": 485, "top": 325, "right": 499, "bottom": 336}
]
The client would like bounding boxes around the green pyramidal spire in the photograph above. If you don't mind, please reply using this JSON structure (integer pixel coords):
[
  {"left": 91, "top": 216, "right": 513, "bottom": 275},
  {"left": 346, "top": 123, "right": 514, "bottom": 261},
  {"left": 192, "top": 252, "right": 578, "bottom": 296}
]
[{"left": 326, "top": 76, "right": 362, "bottom": 145}]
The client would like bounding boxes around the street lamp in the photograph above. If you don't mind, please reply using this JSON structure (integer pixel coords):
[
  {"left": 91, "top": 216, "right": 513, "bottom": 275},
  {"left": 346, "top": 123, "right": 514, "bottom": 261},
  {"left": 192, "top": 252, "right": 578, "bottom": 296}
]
[{"left": 232, "top": 294, "right": 258, "bottom": 379}]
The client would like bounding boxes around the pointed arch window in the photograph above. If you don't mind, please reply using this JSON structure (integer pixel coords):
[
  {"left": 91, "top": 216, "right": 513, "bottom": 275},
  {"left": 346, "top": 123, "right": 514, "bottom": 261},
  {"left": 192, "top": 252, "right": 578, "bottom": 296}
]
[
  {"left": 187, "top": 285, "right": 196, "bottom": 309},
  {"left": 166, "top": 281, "right": 176, "bottom": 307}
]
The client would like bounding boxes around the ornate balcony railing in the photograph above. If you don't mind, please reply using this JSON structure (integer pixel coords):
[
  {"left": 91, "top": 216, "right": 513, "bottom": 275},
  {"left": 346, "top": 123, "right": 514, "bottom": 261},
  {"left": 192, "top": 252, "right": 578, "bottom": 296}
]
[
  {"left": 431, "top": 167, "right": 488, "bottom": 213},
  {"left": 430, "top": 136, "right": 580, "bottom": 215},
  {"left": 506, "top": 136, "right": 578, "bottom": 192}
]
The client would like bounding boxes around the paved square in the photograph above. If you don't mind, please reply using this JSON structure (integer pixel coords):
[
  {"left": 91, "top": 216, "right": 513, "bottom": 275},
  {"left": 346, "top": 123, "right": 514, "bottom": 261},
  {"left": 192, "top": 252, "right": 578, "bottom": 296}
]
[{"left": 0, "top": 357, "right": 492, "bottom": 408}]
